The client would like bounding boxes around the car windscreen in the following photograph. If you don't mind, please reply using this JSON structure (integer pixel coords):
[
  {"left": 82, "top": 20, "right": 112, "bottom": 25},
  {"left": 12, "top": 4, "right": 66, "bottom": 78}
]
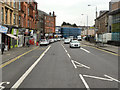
[
  {"left": 41, "top": 39, "right": 46, "bottom": 42},
  {"left": 71, "top": 40, "right": 79, "bottom": 43}
]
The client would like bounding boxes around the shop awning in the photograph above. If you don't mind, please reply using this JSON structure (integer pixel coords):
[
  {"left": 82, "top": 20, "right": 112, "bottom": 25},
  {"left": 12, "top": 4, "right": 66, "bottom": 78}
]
[{"left": 6, "top": 34, "right": 18, "bottom": 40}]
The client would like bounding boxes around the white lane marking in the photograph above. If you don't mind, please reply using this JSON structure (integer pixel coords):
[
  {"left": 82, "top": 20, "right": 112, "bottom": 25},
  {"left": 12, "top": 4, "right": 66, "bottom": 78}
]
[
  {"left": 104, "top": 75, "right": 120, "bottom": 83},
  {"left": 61, "top": 44, "right": 71, "bottom": 59},
  {"left": 11, "top": 46, "right": 51, "bottom": 89},
  {"left": 80, "top": 48, "right": 90, "bottom": 53},
  {"left": 83, "top": 74, "right": 113, "bottom": 81},
  {"left": 67, "top": 53, "right": 71, "bottom": 59},
  {"left": 71, "top": 60, "right": 77, "bottom": 68},
  {"left": 72, "top": 60, "right": 90, "bottom": 69},
  {"left": 79, "top": 74, "right": 90, "bottom": 90},
  {"left": 0, "top": 82, "right": 10, "bottom": 90}
]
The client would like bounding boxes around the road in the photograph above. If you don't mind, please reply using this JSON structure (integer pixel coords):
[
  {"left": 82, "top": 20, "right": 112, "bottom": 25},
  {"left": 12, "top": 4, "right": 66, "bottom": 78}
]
[{"left": 0, "top": 41, "right": 119, "bottom": 89}]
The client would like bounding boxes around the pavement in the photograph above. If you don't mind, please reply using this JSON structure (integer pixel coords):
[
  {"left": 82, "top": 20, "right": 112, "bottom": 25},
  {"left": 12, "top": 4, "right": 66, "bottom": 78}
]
[
  {"left": 81, "top": 40, "right": 119, "bottom": 55},
  {"left": 1, "top": 45, "right": 37, "bottom": 64}
]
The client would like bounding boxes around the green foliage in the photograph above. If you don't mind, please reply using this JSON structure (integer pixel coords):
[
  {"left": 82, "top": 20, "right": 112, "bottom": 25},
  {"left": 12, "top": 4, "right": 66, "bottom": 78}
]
[{"left": 61, "top": 22, "right": 78, "bottom": 27}]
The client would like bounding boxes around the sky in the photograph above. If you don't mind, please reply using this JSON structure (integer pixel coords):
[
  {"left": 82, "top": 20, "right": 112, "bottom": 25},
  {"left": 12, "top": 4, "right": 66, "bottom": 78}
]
[{"left": 36, "top": 0, "right": 111, "bottom": 26}]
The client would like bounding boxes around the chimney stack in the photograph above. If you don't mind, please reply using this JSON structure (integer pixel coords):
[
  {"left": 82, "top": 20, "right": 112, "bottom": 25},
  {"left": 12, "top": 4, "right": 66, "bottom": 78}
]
[
  {"left": 53, "top": 11, "right": 55, "bottom": 16},
  {"left": 49, "top": 12, "right": 51, "bottom": 15}
]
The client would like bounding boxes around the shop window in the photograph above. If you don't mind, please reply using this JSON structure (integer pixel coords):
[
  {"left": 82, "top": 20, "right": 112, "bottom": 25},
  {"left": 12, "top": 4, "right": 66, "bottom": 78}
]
[
  {"left": 1, "top": 8, "right": 4, "bottom": 22},
  {"left": 19, "top": 16, "right": 21, "bottom": 25},
  {"left": 5, "top": 9, "right": 7, "bottom": 24},
  {"left": 14, "top": 14, "right": 16, "bottom": 24}
]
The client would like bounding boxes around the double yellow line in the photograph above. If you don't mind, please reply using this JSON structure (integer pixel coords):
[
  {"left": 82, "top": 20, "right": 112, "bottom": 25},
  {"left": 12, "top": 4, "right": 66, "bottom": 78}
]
[
  {"left": 0, "top": 47, "right": 39, "bottom": 69},
  {"left": 85, "top": 45, "right": 119, "bottom": 56}
]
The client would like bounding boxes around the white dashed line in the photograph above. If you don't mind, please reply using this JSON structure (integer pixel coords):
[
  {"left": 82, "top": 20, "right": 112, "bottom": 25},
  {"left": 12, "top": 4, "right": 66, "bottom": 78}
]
[
  {"left": 80, "top": 48, "right": 90, "bottom": 53},
  {"left": 79, "top": 74, "right": 90, "bottom": 90},
  {"left": 61, "top": 44, "right": 71, "bottom": 59},
  {"left": 11, "top": 46, "right": 51, "bottom": 89},
  {"left": 67, "top": 53, "right": 71, "bottom": 59}
]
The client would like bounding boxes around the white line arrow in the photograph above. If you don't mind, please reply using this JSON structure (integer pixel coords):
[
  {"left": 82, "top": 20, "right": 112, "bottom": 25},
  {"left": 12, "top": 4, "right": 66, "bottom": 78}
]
[
  {"left": 83, "top": 74, "right": 113, "bottom": 82},
  {"left": 71, "top": 60, "right": 90, "bottom": 69},
  {"left": 104, "top": 75, "right": 120, "bottom": 83},
  {"left": 0, "top": 82, "right": 10, "bottom": 90}
]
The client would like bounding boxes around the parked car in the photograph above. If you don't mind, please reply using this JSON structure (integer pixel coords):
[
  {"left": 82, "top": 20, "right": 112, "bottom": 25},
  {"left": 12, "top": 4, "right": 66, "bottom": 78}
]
[
  {"left": 64, "top": 39, "right": 71, "bottom": 44},
  {"left": 54, "top": 38, "right": 57, "bottom": 42},
  {"left": 40, "top": 39, "right": 49, "bottom": 46},
  {"left": 70, "top": 40, "right": 80, "bottom": 48},
  {"left": 57, "top": 38, "right": 61, "bottom": 41},
  {"left": 49, "top": 39, "right": 54, "bottom": 43}
]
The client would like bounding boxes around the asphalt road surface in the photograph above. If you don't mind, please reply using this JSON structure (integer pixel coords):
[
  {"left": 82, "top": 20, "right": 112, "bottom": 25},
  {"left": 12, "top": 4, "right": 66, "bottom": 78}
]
[{"left": 1, "top": 41, "right": 119, "bottom": 89}]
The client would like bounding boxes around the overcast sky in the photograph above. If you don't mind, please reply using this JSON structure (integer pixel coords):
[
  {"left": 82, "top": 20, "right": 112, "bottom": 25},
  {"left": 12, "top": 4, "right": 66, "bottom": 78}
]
[{"left": 36, "top": 0, "right": 111, "bottom": 26}]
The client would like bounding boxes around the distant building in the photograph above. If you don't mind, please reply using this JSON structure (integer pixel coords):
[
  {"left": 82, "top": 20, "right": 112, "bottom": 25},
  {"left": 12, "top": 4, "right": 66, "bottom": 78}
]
[
  {"left": 44, "top": 11, "right": 56, "bottom": 38},
  {"left": 95, "top": 10, "right": 109, "bottom": 34},
  {"left": 109, "top": 0, "right": 120, "bottom": 42},
  {"left": 109, "top": 0, "right": 120, "bottom": 33},
  {"left": 81, "top": 27, "right": 95, "bottom": 37},
  {"left": 61, "top": 27, "right": 81, "bottom": 38}
]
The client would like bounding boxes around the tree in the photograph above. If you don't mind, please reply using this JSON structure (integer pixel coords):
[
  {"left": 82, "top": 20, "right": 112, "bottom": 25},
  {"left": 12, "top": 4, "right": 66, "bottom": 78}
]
[
  {"left": 73, "top": 23, "right": 77, "bottom": 27},
  {"left": 61, "top": 22, "right": 67, "bottom": 26}
]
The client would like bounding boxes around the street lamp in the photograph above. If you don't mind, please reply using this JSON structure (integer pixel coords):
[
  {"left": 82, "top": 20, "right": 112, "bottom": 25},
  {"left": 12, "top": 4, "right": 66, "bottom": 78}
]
[
  {"left": 88, "top": 4, "right": 97, "bottom": 19},
  {"left": 81, "top": 14, "right": 88, "bottom": 41},
  {"left": 88, "top": 4, "right": 98, "bottom": 43}
]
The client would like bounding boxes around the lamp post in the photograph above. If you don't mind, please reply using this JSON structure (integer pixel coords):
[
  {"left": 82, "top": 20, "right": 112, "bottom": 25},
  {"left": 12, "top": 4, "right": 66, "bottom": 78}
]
[
  {"left": 88, "top": 4, "right": 97, "bottom": 19},
  {"left": 88, "top": 4, "right": 98, "bottom": 43},
  {"left": 81, "top": 14, "right": 88, "bottom": 41}
]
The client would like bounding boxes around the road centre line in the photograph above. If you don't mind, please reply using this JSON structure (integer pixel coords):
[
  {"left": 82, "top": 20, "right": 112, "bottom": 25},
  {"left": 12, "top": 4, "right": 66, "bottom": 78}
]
[
  {"left": 61, "top": 44, "right": 71, "bottom": 59},
  {"left": 67, "top": 53, "right": 71, "bottom": 59},
  {"left": 11, "top": 46, "right": 51, "bottom": 89},
  {"left": 104, "top": 75, "right": 120, "bottom": 83},
  {"left": 0, "top": 47, "right": 39, "bottom": 69},
  {"left": 80, "top": 48, "right": 90, "bottom": 53},
  {"left": 83, "top": 74, "right": 113, "bottom": 82},
  {"left": 79, "top": 74, "right": 90, "bottom": 90}
]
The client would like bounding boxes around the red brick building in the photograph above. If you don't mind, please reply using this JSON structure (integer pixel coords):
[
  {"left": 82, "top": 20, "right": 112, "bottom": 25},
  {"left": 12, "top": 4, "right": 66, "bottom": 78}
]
[
  {"left": 18, "top": 0, "right": 38, "bottom": 46},
  {"left": 18, "top": 1, "right": 38, "bottom": 30},
  {"left": 44, "top": 11, "right": 56, "bottom": 37}
]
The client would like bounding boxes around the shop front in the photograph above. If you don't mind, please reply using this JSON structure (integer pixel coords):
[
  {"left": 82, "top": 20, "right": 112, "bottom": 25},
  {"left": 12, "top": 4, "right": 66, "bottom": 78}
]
[
  {"left": 0, "top": 25, "right": 8, "bottom": 51},
  {"left": 18, "top": 28, "right": 24, "bottom": 47},
  {"left": 10, "top": 28, "right": 19, "bottom": 49},
  {"left": 24, "top": 29, "right": 30, "bottom": 46}
]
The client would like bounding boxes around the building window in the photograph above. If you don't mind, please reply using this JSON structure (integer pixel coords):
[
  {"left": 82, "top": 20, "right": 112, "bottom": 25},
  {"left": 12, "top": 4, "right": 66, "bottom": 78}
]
[
  {"left": 28, "top": 20, "right": 29, "bottom": 27},
  {"left": 10, "top": 12, "right": 12, "bottom": 24},
  {"left": 19, "top": 16, "right": 21, "bottom": 25},
  {"left": 1, "top": 8, "right": 4, "bottom": 22},
  {"left": 14, "top": 0, "right": 16, "bottom": 8},
  {"left": 28, "top": 8, "right": 29, "bottom": 16},
  {"left": 19, "top": 0, "right": 21, "bottom": 10},
  {"left": 5, "top": 9, "right": 7, "bottom": 24},
  {"left": 14, "top": 14, "right": 16, "bottom": 24}
]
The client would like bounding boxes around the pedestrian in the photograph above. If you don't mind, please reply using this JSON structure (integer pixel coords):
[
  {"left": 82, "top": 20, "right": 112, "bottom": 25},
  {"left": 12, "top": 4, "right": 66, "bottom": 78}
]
[
  {"left": 1, "top": 42, "right": 5, "bottom": 55},
  {"left": 26, "top": 41, "right": 30, "bottom": 47},
  {"left": 36, "top": 41, "right": 39, "bottom": 46}
]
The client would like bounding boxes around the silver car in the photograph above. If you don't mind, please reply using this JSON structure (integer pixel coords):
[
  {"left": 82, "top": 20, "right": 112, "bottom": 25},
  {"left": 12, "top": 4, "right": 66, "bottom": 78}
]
[
  {"left": 40, "top": 39, "right": 49, "bottom": 46},
  {"left": 64, "top": 39, "right": 71, "bottom": 44},
  {"left": 70, "top": 40, "right": 80, "bottom": 48}
]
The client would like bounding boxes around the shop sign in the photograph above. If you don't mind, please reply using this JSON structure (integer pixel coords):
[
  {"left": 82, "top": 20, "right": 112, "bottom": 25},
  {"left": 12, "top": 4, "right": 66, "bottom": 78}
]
[{"left": 0, "top": 25, "right": 8, "bottom": 34}]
